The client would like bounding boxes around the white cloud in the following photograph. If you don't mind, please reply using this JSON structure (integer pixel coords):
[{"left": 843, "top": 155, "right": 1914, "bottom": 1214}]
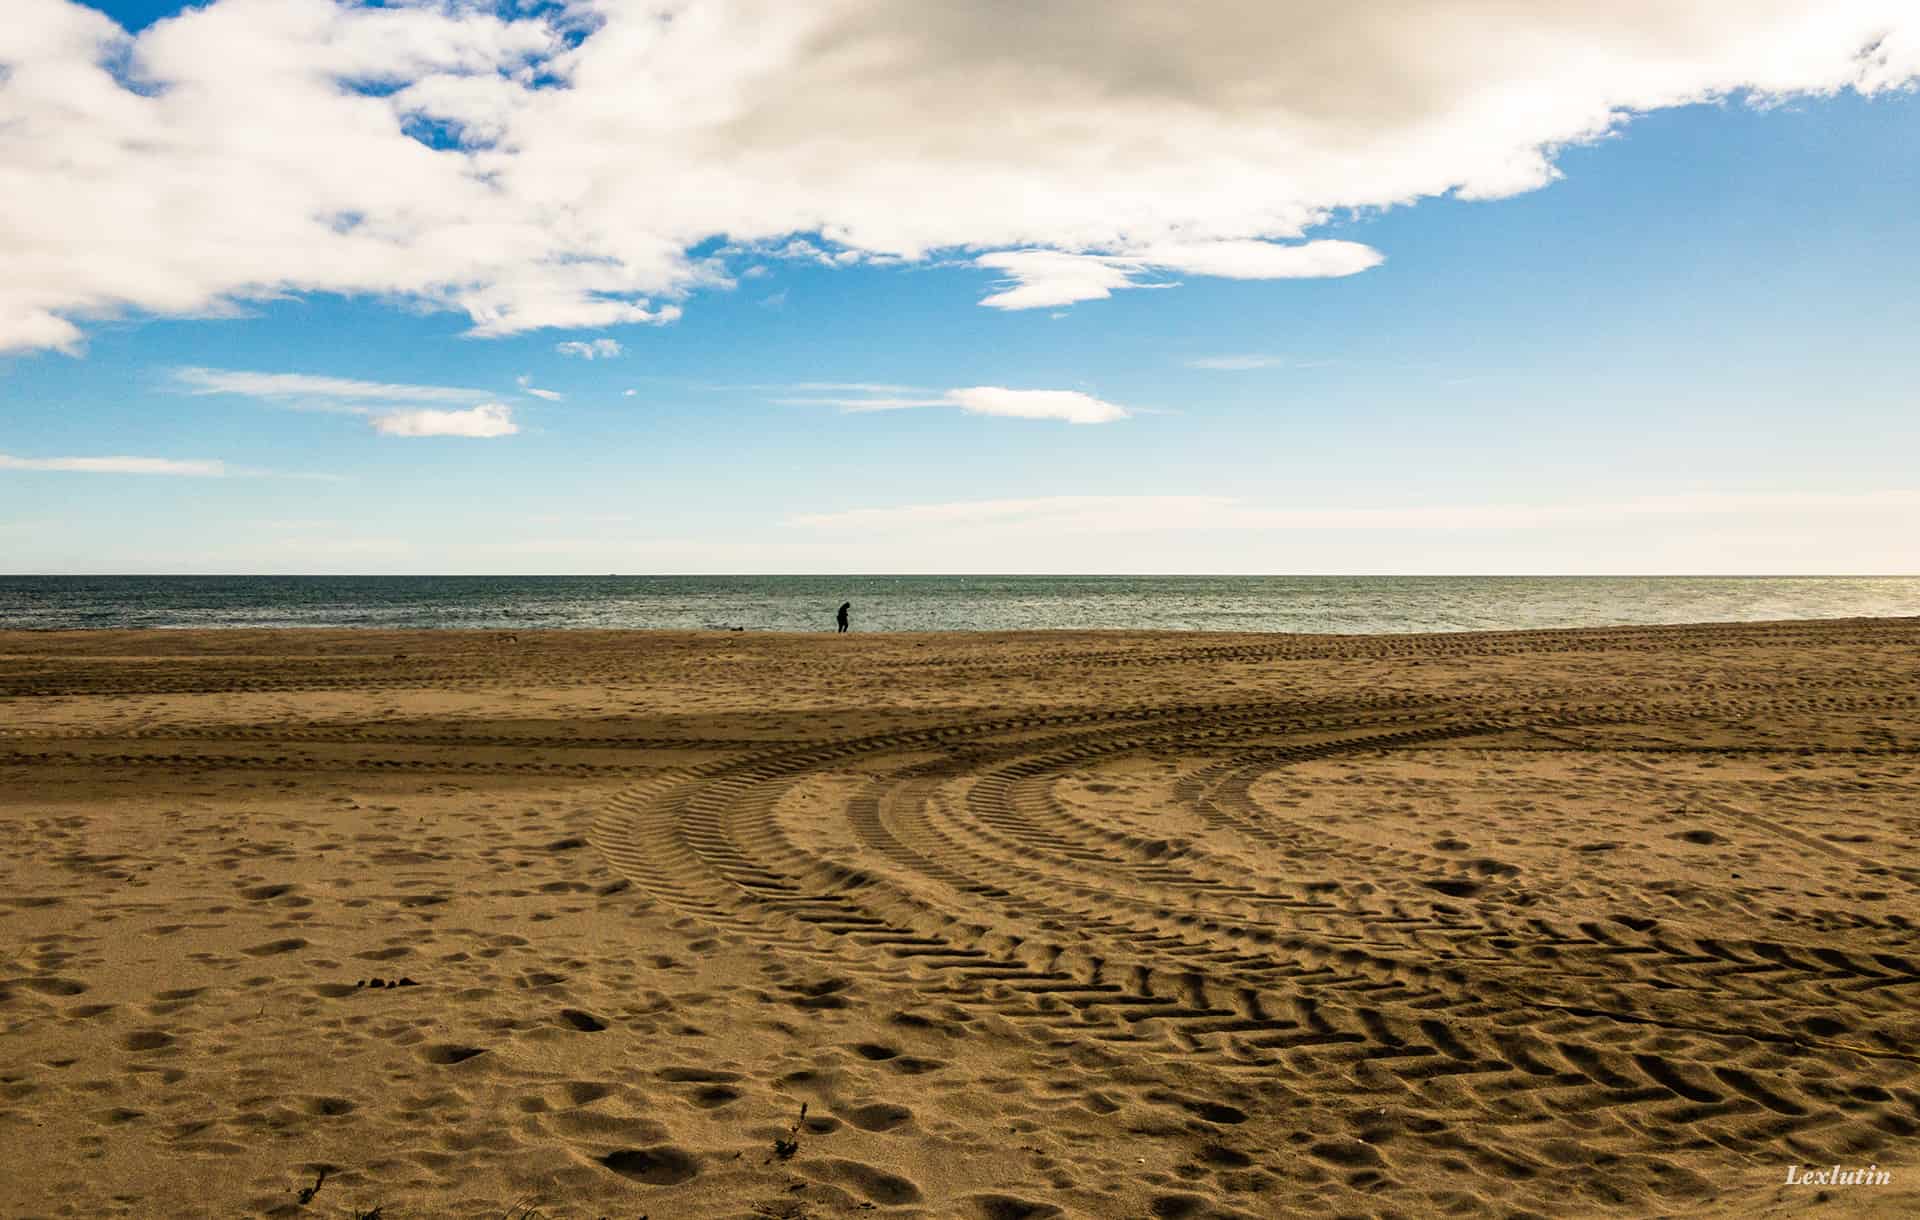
[
  {"left": 369, "top": 403, "right": 519, "bottom": 438},
  {"left": 1186, "top": 355, "right": 1288, "bottom": 371},
  {"left": 773, "top": 385, "right": 1131, "bottom": 423},
  {"left": 555, "top": 338, "right": 622, "bottom": 359},
  {"left": 173, "top": 367, "right": 491, "bottom": 403},
  {"left": 974, "top": 251, "right": 1146, "bottom": 310},
  {"left": 945, "top": 387, "right": 1129, "bottom": 424},
  {"left": 5, "top": 1, "right": 1918, "bottom": 351},
  {"left": 1140, "top": 240, "right": 1386, "bottom": 282},
  {"left": 0, "top": 452, "right": 224, "bottom": 475}
]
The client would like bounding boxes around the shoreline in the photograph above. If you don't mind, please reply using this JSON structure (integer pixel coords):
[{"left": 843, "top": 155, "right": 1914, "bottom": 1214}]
[
  {"left": 7, "top": 576, "right": 1917, "bottom": 640},
  {"left": 3, "top": 610, "right": 1917, "bottom": 640}
]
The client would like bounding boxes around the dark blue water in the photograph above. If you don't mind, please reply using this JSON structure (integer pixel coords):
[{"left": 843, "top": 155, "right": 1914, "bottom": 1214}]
[{"left": 0, "top": 575, "right": 1913, "bottom": 633}]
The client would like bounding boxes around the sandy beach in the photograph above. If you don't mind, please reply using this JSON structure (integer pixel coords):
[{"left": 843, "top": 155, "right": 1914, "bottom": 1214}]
[{"left": 2, "top": 619, "right": 1917, "bottom": 1219}]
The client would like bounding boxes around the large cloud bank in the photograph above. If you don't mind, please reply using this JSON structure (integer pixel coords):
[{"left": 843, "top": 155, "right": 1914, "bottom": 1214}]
[{"left": 3, "top": 0, "right": 1915, "bottom": 352}]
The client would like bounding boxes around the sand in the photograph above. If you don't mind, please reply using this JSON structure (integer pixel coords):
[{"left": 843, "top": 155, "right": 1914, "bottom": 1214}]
[{"left": 1, "top": 619, "right": 1917, "bottom": 1219}]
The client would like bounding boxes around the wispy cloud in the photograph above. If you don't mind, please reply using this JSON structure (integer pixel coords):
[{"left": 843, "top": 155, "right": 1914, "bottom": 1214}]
[
  {"left": 770, "top": 395, "right": 946, "bottom": 411},
  {"left": 173, "top": 367, "right": 490, "bottom": 403},
  {"left": 517, "top": 374, "right": 562, "bottom": 401},
  {"left": 237, "top": 533, "right": 413, "bottom": 557},
  {"left": 788, "top": 496, "right": 1208, "bottom": 531},
  {"left": 0, "top": 452, "right": 225, "bottom": 476},
  {"left": 1186, "top": 354, "right": 1288, "bottom": 371},
  {"left": 172, "top": 365, "right": 520, "bottom": 439},
  {"left": 773, "top": 385, "right": 1130, "bottom": 424},
  {"left": 555, "top": 338, "right": 622, "bottom": 359},
  {"left": 370, "top": 404, "right": 519, "bottom": 438},
  {"left": 786, "top": 382, "right": 923, "bottom": 394},
  {"left": 531, "top": 512, "right": 635, "bottom": 525},
  {"left": 788, "top": 490, "right": 1920, "bottom": 533}
]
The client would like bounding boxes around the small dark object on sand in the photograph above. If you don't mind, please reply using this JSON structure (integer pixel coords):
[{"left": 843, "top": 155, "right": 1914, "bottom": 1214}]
[
  {"left": 296, "top": 1167, "right": 327, "bottom": 1205},
  {"left": 772, "top": 1102, "right": 808, "bottom": 1161}
]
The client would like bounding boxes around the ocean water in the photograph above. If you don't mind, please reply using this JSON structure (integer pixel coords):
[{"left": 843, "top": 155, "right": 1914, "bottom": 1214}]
[{"left": 0, "top": 575, "right": 1914, "bottom": 633}]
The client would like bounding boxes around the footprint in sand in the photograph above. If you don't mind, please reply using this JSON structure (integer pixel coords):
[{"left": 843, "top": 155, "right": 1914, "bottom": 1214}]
[
  {"left": 657, "top": 1066, "right": 738, "bottom": 1083},
  {"left": 421, "top": 1044, "right": 486, "bottom": 1065},
  {"left": 561, "top": 1081, "right": 615, "bottom": 1106},
  {"left": 1148, "top": 1092, "right": 1247, "bottom": 1126},
  {"left": 552, "top": 1110, "right": 670, "bottom": 1144},
  {"left": 840, "top": 1101, "right": 913, "bottom": 1132},
  {"left": 966, "top": 1196, "right": 1067, "bottom": 1220},
  {"left": 23, "top": 977, "right": 89, "bottom": 996},
  {"left": 1669, "top": 828, "right": 1726, "bottom": 845},
  {"left": 1149, "top": 1193, "right": 1256, "bottom": 1219},
  {"left": 798, "top": 1158, "right": 922, "bottom": 1206},
  {"left": 596, "top": 1145, "right": 699, "bottom": 1185}
]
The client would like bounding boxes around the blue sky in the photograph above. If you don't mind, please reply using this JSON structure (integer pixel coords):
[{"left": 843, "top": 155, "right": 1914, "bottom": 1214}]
[{"left": 3, "top": 1, "right": 1918, "bottom": 573}]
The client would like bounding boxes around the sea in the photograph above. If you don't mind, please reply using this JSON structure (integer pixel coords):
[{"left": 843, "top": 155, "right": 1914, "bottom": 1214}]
[{"left": 0, "top": 575, "right": 1914, "bottom": 634}]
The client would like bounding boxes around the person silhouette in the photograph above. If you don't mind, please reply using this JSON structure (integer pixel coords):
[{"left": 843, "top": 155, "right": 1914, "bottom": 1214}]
[{"left": 836, "top": 601, "right": 851, "bottom": 633}]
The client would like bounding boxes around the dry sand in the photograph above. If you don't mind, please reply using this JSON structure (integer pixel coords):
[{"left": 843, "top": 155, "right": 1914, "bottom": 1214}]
[{"left": 1, "top": 619, "right": 1917, "bottom": 1219}]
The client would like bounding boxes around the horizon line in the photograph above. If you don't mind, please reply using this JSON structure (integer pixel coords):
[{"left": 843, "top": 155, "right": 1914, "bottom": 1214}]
[{"left": 2, "top": 573, "right": 1916, "bottom": 581}]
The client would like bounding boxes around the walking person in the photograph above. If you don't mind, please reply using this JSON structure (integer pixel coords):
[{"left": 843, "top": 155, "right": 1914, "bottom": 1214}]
[{"left": 836, "top": 601, "right": 851, "bottom": 633}]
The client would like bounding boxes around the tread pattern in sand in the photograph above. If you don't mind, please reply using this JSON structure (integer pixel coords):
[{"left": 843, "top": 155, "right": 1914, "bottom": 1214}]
[{"left": 585, "top": 622, "right": 1920, "bottom": 1212}]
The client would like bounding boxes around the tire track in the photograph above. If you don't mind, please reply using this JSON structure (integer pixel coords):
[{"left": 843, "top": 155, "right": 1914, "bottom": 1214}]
[{"left": 587, "top": 693, "right": 1920, "bottom": 1174}]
